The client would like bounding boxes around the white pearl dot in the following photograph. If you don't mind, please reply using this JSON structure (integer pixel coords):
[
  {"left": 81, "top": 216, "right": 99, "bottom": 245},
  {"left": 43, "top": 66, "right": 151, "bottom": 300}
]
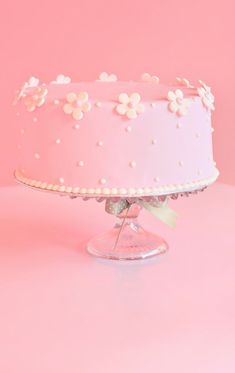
[
  {"left": 154, "top": 177, "right": 160, "bottom": 183},
  {"left": 59, "top": 177, "right": 64, "bottom": 184},
  {"left": 129, "top": 161, "right": 136, "bottom": 168},
  {"left": 95, "top": 101, "right": 102, "bottom": 108},
  {"left": 176, "top": 122, "right": 182, "bottom": 129},
  {"left": 211, "top": 127, "right": 214, "bottom": 133},
  {"left": 55, "top": 138, "right": 61, "bottom": 144},
  {"left": 33, "top": 117, "right": 38, "bottom": 122},
  {"left": 97, "top": 140, "right": 103, "bottom": 147},
  {"left": 73, "top": 124, "right": 80, "bottom": 129},
  {"left": 178, "top": 160, "right": 184, "bottom": 167},
  {"left": 151, "top": 139, "right": 157, "bottom": 145},
  {"left": 34, "top": 153, "right": 40, "bottom": 159},
  {"left": 151, "top": 102, "right": 156, "bottom": 108},
  {"left": 213, "top": 161, "right": 216, "bottom": 166},
  {"left": 100, "top": 178, "right": 106, "bottom": 185},
  {"left": 54, "top": 99, "right": 60, "bottom": 105},
  {"left": 125, "top": 126, "right": 132, "bottom": 132},
  {"left": 78, "top": 161, "right": 84, "bottom": 167},
  {"left": 87, "top": 188, "right": 94, "bottom": 194},
  {"left": 111, "top": 188, "right": 118, "bottom": 195},
  {"left": 195, "top": 132, "right": 200, "bottom": 138}
]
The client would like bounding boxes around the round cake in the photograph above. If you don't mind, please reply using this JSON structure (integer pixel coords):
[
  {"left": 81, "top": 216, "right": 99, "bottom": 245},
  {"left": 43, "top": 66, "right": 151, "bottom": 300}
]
[{"left": 14, "top": 73, "right": 219, "bottom": 197}]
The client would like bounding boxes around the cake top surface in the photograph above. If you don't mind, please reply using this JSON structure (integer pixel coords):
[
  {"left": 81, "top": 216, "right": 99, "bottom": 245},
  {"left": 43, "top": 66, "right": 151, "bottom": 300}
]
[
  {"left": 24, "top": 81, "right": 198, "bottom": 101},
  {"left": 14, "top": 73, "right": 214, "bottom": 110}
]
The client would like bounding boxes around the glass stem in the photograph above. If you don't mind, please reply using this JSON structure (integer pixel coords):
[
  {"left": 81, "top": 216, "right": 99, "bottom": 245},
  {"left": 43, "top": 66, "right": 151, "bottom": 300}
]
[{"left": 113, "top": 203, "right": 131, "bottom": 251}]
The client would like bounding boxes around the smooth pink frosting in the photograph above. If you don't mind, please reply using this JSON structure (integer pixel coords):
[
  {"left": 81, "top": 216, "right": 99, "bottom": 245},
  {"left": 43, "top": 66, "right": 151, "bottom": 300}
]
[{"left": 15, "top": 81, "right": 218, "bottom": 194}]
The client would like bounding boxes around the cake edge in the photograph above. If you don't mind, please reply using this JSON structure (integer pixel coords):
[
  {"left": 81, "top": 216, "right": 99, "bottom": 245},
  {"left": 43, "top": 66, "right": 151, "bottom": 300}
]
[{"left": 14, "top": 168, "right": 220, "bottom": 198}]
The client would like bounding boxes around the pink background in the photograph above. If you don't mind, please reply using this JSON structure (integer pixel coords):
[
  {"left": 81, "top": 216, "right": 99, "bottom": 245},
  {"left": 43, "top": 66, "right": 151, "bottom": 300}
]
[
  {"left": 1, "top": 0, "right": 235, "bottom": 185},
  {"left": 1, "top": 182, "right": 235, "bottom": 372},
  {"left": 1, "top": 2, "right": 235, "bottom": 370}
]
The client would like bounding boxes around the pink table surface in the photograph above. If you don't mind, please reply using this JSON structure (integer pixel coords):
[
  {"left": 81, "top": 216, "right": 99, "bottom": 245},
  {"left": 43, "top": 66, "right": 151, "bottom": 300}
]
[{"left": 0, "top": 183, "right": 235, "bottom": 373}]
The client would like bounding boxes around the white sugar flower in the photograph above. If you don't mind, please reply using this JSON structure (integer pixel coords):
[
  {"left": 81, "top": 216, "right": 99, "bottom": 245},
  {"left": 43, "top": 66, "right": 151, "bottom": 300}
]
[
  {"left": 176, "top": 77, "right": 194, "bottom": 88},
  {"left": 141, "top": 73, "right": 159, "bottom": 83},
  {"left": 98, "top": 72, "right": 117, "bottom": 82},
  {"left": 13, "top": 76, "right": 40, "bottom": 104},
  {"left": 167, "top": 89, "right": 190, "bottom": 116},
  {"left": 51, "top": 74, "right": 71, "bottom": 84},
  {"left": 197, "top": 80, "right": 215, "bottom": 111},
  {"left": 23, "top": 86, "right": 48, "bottom": 112},
  {"left": 63, "top": 92, "right": 91, "bottom": 120},
  {"left": 116, "top": 93, "right": 145, "bottom": 119}
]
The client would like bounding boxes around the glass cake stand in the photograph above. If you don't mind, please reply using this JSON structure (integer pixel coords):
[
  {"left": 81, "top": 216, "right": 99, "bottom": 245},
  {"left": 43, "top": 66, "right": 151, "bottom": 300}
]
[
  {"left": 14, "top": 170, "right": 210, "bottom": 261},
  {"left": 87, "top": 203, "right": 168, "bottom": 260}
]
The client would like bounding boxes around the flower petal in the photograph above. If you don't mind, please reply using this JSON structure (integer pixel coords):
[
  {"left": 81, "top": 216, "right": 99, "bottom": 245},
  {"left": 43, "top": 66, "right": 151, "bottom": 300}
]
[
  {"left": 119, "top": 93, "right": 129, "bottom": 104},
  {"left": 28, "top": 77, "right": 39, "bottom": 87},
  {"left": 208, "top": 93, "right": 215, "bottom": 103},
  {"left": 81, "top": 101, "right": 91, "bottom": 112},
  {"left": 136, "top": 103, "right": 145, "bottom": 114},
  {"left": 126, "top": 109, "right": 137, "bottom": 119},
  {"left": 99, "top": 72, "right": 108, "bottom": 81},
  {"left": 168, "top": 101, "right": 178, "bottom": 113},
  {"left": 23, "top": 96, "right": 33, "bottom": 105},
  {"left": 167, "top": 91, "right": 176, "bottom": 101},
  {"left": 56, "top": 74, "right": 65, "bottom": 83},
  {"left": 66, "top": 92, "right": 77, "bottom": 103},
  {"left": 203, "top": 97, "right": 214, "bottom": 110},
  {"left": 141, "top": 73, "right": 150, "bottom": 81},
  {"left": 178, "top": 106, "right": 188, "bottom": 116},
  {"left": 36, "top": 97, "right": 45, "bottom": 107},
  {"left": 56, "top": 74, "right": 71, "bottom": 84},
  {"left": 116, "top": 104, "right": 127, "bottom": 115},
  {"left": 73, "top": 108, "right": 83, "bottom": 120},
  {"left": 198, "top": 79, "right": 205, "bottom": 86},
  {"left": 36, "top": 86, "right": 47, "bottom": 97},
  {"left": 130, "top": 93, "right": 141, "bottom": 104},
  {"left": 151, "top": 76, "right": 160, "bottom": 83},
  {"left": 207, "top": 101, "right": 215, "bottom": 111},
  {"left": 109, "top": 74, "right": 117, "bottom": 82},
  {"left": 175, "top": 89, "right": 184, "bottom": 99},
  {"left": 197, "top": 88, "right": 205, "bottom": 98},
  {"left": 63, "top": 103, "right": 73, "bottom": 114},
  {"left": 26, "top": 102, "right": 36, "bottom": 112},
  {"left": 78, "top": 91, "right": 89, "bottom": 102}
]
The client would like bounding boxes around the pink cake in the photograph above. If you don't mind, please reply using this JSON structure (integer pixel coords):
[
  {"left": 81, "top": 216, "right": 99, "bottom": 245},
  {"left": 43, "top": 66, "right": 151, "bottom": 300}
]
[{"left": 14, "top": 73, "right": 219, "bottom": 197}]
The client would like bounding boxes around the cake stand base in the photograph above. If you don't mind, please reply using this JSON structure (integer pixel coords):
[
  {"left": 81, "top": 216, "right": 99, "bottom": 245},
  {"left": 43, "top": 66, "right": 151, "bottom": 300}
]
[{"left": 87, "top": 204, "right": 168, "bottom": 260}]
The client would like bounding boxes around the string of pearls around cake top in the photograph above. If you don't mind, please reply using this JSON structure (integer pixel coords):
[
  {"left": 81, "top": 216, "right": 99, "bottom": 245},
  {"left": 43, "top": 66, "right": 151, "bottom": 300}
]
[{"left": 15, "top": 74, "right": 215, "bottom": 119}]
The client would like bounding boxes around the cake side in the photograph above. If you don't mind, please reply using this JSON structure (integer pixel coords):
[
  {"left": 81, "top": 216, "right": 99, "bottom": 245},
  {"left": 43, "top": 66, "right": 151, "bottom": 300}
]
[{"left": 14, "top": 77, "right": 219, "bottom": 197}]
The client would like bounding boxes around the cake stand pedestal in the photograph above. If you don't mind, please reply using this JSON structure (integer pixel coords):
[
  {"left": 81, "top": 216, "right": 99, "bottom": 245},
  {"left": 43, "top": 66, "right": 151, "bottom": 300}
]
[{"left": 87, "top": 203, "right": 168, "bottom": 260}]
